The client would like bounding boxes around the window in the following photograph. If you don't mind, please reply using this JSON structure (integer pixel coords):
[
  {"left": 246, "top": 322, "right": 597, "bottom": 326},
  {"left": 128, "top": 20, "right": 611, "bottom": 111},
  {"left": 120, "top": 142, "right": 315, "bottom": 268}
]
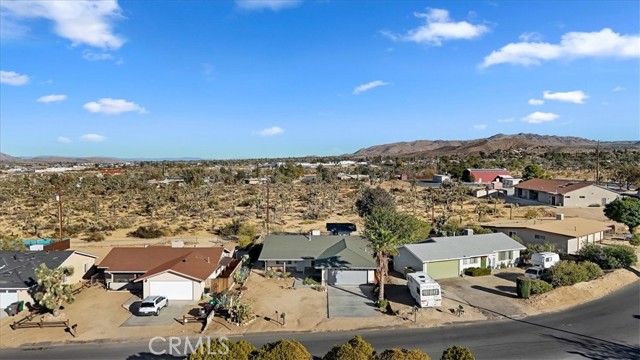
[
  {"left": 534, "top": 234, "right": 546, "bottom": 240},
  {"left": 275, "top": 261, "right": 281, "bottom": 265},
  {"left": 422, "top": 288, "right": 440, "bottom": 296},
  {"left": 498, "top": 251, "right": 512, "bottom": 261},
  {"left": 565, "top": 196, "right": 571, "bottom": 198},
  {"left": 579, "top": 196, "right": 586, "bottom": 199},
  {"left": 508, "top": 231, "right": 517, "bottom": 237},
  {"left": 112, "top": 273, "right": 138, "bottom": 282},
  {"left": 462, "top": 257, "right": 478, "bottom": 265}
]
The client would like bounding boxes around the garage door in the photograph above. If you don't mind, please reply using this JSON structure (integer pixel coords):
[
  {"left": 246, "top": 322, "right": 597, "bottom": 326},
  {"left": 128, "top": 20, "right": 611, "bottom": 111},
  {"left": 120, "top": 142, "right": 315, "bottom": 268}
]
[
  {"left": 149, "top": 281, "right": 193, "bottom": 300},
  {"left": 327, "top": 270, "right": 368, "bottom": 285},
  {"left": 0, "top": 290, "right": 18, "bottom": 310},
  {"left": 426, "top": 260, "right": 459, "bottom": 279}
]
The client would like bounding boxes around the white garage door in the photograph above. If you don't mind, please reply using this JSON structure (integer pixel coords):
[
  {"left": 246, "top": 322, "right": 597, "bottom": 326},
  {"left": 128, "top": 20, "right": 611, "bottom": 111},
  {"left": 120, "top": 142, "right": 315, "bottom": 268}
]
[
  {"left": 0, "top": 290, "right": 18, "bottom": 310},
  {"left": 327, "top": 270, "right": 368, "bottom": 285},
  {"left": 149, "top": 281, "right": 193, "bottom": 300}
]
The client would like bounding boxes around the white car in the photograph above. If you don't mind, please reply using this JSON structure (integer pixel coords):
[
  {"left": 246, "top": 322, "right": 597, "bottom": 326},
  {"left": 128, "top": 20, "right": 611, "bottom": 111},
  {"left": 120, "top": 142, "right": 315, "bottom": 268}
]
[
  {"left": 138, "top": 296, "right": 168, "bottom": 316},
  {"left": 524, "top": 265, "right": 548, "bottom": 280}
]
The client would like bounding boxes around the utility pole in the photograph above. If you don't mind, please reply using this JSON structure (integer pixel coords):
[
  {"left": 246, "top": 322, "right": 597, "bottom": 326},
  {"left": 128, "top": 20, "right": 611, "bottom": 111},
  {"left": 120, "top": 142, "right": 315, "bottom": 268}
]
[
  {"left": 595, "top": 141, "right": 601, "bottom": 185},
  {"left": 55, "top": 187, "right": 63, "bottom": 241},
  {"left": 266, "top": 180, "right": 270, "bottom": 235}
]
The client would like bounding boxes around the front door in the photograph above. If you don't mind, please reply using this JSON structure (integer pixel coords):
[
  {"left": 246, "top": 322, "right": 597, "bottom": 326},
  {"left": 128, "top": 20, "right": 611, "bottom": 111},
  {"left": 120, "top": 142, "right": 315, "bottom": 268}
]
[
  {"left": 480, "top": 257, "right": 487, "bottom": 268},
  {"left": 551, "top": 196, "right": 556, "bottom": 206}
]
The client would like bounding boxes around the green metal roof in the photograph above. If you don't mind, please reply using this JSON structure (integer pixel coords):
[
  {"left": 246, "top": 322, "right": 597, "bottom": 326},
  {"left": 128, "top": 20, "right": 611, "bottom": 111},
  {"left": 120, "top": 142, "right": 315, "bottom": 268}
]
[{"left": 258, "top": 235, "right": 376, "bottom": 269}]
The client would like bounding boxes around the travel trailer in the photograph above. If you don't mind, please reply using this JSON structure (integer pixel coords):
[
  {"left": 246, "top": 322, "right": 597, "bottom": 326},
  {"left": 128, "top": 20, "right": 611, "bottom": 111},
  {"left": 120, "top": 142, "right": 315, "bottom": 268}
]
[
  {"left": 531, "top": 252, "right": 560, "bottom": 268},
  {"left": 407, "top": 272, "right": 442, "bottom": 308}
]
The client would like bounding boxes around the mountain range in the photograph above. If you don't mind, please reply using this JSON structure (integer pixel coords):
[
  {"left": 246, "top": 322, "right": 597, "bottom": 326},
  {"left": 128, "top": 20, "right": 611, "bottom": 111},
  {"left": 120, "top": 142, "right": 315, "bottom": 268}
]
[
  {"left": 351, "top": 133, "right": 640, "bottom": 157},
  {"left": 1, "top": 134, "right": 639, "bottom": 163}
]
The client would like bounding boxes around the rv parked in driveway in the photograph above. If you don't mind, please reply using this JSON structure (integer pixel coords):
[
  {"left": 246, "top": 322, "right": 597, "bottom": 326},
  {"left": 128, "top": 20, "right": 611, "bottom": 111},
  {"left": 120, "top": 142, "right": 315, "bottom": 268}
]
[
  {"left": 407, "top": 272, "right": 442, "bottom": 308},
  {"left": 531, "top": 252, "right": 560, "bottom": 268}
]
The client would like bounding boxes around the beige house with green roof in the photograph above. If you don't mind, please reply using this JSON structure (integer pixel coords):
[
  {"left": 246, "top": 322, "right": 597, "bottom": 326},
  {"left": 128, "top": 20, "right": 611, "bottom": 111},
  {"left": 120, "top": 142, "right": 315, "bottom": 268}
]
[{"left": 258, "top": 234, "right": 376, "bottom": 285}]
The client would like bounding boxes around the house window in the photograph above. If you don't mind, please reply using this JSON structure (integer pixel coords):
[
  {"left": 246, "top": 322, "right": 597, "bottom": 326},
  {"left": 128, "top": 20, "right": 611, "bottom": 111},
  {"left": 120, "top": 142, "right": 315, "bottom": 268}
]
[
  {"left": 579, "top": 196, "right": 586, "bottom": 199},
  {"left": 534, "top": 234, "right": 546, "bottom": 240},
  {"left": 112, "top": 273, "right": 137, "bottom": 282},
  {"left": 508, "top": 231, "right": 517, "bottom": 237},
  {"left": 498, "top": 251, "right": 512, "bottom": 261},
  {"left": 462, "top": 257, "right": 478, "bottom": 265},
  {"left": 275, "top": 261, "right": 281, "bottom": 265},
  {"left": 565, "top": 196, "right": 571, "bottom": 198}
]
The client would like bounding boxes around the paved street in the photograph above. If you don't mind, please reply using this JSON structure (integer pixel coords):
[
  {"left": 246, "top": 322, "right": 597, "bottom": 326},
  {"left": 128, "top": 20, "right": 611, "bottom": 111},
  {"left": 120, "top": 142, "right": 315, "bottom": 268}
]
[{"left": 2, "top": 282, "right": 638, "bottom": 360}]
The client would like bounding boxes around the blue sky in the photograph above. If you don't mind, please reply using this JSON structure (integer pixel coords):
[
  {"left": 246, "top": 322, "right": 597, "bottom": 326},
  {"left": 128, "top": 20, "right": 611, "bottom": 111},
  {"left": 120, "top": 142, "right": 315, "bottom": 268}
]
[{"left": 1, "top": 0, "right": 639, "bottom": 159}]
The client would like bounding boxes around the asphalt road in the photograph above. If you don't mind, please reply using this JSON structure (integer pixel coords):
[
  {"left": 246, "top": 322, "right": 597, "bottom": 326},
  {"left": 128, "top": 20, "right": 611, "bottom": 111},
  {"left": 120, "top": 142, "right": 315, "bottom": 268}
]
[{"left": 1, "top": 281, "right": 639, "bottom": 360}]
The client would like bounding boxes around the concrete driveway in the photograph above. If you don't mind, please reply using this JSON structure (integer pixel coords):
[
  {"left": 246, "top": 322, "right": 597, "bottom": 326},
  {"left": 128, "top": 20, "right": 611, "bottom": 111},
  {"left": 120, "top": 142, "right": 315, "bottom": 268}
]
[
  {"left": 327, "top": 285, "right": 377, "bottom": 318},
  {"left": 121, "top": 300, "right": 193, "bottom": 327},
  {"left": 438, "top": 269, "right": 528, "bottom": 319}
]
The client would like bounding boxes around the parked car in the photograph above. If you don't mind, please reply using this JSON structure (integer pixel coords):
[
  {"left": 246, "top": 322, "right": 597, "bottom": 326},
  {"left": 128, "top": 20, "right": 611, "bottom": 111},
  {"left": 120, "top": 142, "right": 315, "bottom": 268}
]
[
  {"left": 524, "top": 265, "right": 548, "bottom": 280},
  {"left": 138, "top": 295, "right": 168, "bottom": 316}
]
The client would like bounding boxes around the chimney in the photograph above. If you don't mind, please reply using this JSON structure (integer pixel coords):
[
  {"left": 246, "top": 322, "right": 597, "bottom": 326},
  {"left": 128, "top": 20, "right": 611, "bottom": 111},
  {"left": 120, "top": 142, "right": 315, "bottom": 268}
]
[
  {"left": 462, "top": 229, "right": 474, "bottom": 236},
  {"left": 556, "top": 213, "right": 564, "bottom": 221},
  {"left": 207, "top": 256, "right": 210, "bottom": 263}
]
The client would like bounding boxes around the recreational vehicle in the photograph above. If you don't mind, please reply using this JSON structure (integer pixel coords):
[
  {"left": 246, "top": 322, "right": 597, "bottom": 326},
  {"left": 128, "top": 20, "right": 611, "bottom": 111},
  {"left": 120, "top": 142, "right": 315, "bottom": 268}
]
[{"left": 407, "top": 272, "right": 442, "bottom": 308}]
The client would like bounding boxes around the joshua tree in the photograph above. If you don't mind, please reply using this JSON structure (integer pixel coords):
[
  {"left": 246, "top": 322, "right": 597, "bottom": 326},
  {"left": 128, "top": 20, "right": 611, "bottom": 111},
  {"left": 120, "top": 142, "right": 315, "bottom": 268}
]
[{"left": 33, "top": 263, "right": 75, "bottom": 316}]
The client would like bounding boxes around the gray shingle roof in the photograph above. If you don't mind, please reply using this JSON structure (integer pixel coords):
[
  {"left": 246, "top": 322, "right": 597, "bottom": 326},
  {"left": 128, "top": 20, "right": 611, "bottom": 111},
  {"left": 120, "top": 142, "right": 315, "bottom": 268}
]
[
  {"left": 403, "top": 233, "right": 526, "bottom": 263},
  {"left": 0, "top": 251, "right": 75, "bottom": 289},
  {"left": 258, "top": 235, "right": 376, "bottom": 269}
]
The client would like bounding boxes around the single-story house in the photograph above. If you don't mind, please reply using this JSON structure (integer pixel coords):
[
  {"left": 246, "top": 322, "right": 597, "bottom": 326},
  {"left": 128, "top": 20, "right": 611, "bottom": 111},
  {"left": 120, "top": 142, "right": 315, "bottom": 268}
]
[
  {"left": 482, "top": 215, "right": 614, "bottom": 254},
  {"left": 258, "top": 235, "right": 376, "bottom": 285},
  {"left": 0, "top": 250, "right": 97, "bottom": 311},
  {"left": 463, "top": 169, "right": 510, "bottom": 184},
  {"left": 393, "top": 233, "right": 525, "bottom": 280},
  {"left": 98, "top": 246, "right": 232, "bottom": 300},
  {"left": 514, "top": 179, "right": 620, "bottom": 207},
  {"left": 326, "top": 223, "right": 357, "bottom": 236}
]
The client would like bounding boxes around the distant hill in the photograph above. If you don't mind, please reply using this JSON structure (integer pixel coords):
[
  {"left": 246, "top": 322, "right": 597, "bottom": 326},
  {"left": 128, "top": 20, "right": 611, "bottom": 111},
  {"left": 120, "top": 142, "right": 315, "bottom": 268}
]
[
  {"left": 0, "top": 153, "right": 19, "bottom": 162},
  {"left": 0, "top": 153, "right": 123, "bottom": 164},
  {"left": 352, "top": 133, "right": 640, "bottom": 157}
]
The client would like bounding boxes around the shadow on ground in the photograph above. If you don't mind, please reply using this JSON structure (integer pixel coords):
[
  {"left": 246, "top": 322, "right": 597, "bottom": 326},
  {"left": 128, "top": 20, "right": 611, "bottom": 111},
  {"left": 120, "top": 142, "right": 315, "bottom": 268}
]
[
  {"left": 494, "top": 272, "right": 522, "bottom": 282},
  {"left": 385, "top": 284, "right": 415, "bottom": 307},
  {"left": 471, "top": 285, "right": 517, "bottom": 299},
  {"left": 544, "top": 334, "right": 640, "bottom": 360}
]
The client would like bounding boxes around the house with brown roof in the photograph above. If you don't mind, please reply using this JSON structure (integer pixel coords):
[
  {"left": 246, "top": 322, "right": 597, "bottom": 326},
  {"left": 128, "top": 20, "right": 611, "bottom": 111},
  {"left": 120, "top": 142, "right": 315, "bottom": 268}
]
[
  {"left": 463, "top": 169, "right": 510, "bottom": 183},
  {"left": 482, "top": 215, "right": 615, "bottom": 254},
  {"left": 98, "top": 246, "right": 232, "bottom": 300},
  {"left": 514, "top": 178, "right": 619, "bottom": 207}
]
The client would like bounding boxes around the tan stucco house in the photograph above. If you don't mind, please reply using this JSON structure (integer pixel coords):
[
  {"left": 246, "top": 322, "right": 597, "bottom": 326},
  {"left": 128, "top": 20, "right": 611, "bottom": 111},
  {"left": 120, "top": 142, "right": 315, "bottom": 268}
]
[
  {"left": 98, "top": 246, "right": 232, "bottom": 300},
  {"left": 515, "top": 179, "right": 620, "bottom": 207},
  {"left": 483, "top": 216, "right": 615, "bottom": 254}
]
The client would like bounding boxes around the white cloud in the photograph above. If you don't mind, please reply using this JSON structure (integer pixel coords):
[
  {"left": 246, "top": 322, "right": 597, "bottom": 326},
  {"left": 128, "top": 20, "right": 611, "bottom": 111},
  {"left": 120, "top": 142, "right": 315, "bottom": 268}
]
[
  {"left": 382, "top": 8, "right": 489, "bottom": 46},
  {"left": 257, "top": 126, "right": 284, "bottom": 136},
  {"left": 236, "top": 0, "right": 301, "bottom": 11},
  {"left": 528, "top": 98, "right": 544, "bottom": 106},
  {"left": 79, "top": 133, "right": 106, "bottom": 142},
  {"left": 612, "top": 86, "right": 624, "bottom": 92},
  {"left": 521, "top": 111, "right": 559, "bottom": 124},
  {"left": 482, "top": 28, "right": 640, "bottom": 68},
  {"left": 0, "top": 0, "right": 125, "bottom": 49},
  {"left": 497, "top": 117, "right": 514, "bottom": 123},
  {"left": 353, "top": 80, "right": 389, "bottom": 95},
  {"left": 473, "top": 124, "right": 487, "bottom": 130},
  {"left": 82, "top": 50, "right": 121, "bottom": 64},
  {"left": 518, "top": 32, "right": 543, "bottom": 42},
  {"left": 0, "top": 70, "right": 29, "bottom": 85},
  {"left": 543, "top": 90, "right": 589, "bottom": 104},
  {"left": 83, "top": 98, "right": 147, "bottom": 115},
  {"left": 37, "top": 94, "right": 67, "bottom": 103},
  {"left": 57, "top": 136, "right": 71, "bottom": 143}
]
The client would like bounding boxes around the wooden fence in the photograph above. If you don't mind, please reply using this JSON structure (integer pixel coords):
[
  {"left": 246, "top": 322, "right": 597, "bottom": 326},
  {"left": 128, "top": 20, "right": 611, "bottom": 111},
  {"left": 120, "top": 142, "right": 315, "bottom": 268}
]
[{"left": 210, "top": 259, "right": 242, "bottom": 294}]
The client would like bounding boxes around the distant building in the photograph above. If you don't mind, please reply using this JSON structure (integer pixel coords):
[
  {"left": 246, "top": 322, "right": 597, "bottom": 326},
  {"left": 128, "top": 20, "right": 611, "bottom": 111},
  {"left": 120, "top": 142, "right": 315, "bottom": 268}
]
[
  {"left": 514, "top": 179, "right": 620, "bottom": 207},
  {"left": 243, "top": 177, "right": 269, "bottom": 185},
  {"left": 432, "top": 174, "right": 451, "bottom": 183},
  {"left": 463, "top": 169, "right": 510, "bottom": 183}
]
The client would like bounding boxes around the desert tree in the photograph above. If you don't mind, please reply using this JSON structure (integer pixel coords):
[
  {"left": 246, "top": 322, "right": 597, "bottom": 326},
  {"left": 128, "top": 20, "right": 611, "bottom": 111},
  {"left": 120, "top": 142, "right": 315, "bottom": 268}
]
[
  {"left": 356, "top": 187, "right": 395, "bottom": 217},
  {"left": 33, "top": 263, "right": 75, "bottom": 316},
  {"left": 604, "top": 197, "right": 640, "bottom": 233}
]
